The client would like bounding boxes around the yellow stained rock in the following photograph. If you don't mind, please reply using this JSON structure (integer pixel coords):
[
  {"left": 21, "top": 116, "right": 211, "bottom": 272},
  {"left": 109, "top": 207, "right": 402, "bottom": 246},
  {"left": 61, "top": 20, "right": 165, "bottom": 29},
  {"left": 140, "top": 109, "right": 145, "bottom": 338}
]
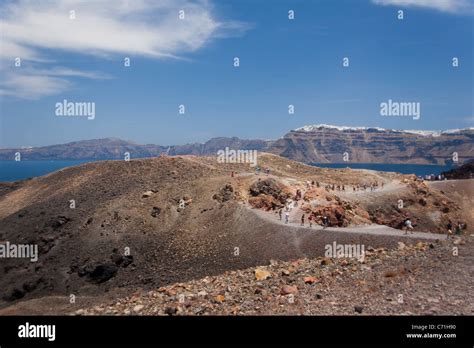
[
  {"left": 255, "top": 268, "right": 271, "bottom": 281},
  {"left": 215, "top": 295, "right": 225, "bottom": 303}
]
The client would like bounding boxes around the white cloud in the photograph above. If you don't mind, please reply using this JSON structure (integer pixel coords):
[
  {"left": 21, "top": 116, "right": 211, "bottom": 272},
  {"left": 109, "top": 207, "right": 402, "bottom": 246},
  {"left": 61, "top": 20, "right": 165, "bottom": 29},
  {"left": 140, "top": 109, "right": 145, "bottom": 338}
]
[
  {"left": 0, "top": 0, "right": 247, "bottom": 99},
  {"left": 0, "top": 67, "right": 109, "bottom": 100},
  {"left": 0, "top": 74, "right": 72, "bottom": 100},
  {"left": 371, "top": 0, "right": 474, "bottom": 14},
  {"left": 34, "top": 67, "right": 111, "bottom": 80}
]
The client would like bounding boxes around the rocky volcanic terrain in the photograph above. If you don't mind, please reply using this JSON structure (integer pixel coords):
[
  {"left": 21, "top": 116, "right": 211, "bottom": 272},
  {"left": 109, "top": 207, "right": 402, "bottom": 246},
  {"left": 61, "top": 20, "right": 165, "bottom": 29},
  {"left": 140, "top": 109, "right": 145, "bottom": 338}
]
[
  {"left": 74, "top": 238, "right": 473, "bottom": 316},
  {"left": 0, "top": 154, "right": 472, "bottom": 315},
  {"left": 442, "top": 159, "right": 474, "bottom": 179},
  {"left": 1, "top": 125, "right": 472, "bottom": 165}
]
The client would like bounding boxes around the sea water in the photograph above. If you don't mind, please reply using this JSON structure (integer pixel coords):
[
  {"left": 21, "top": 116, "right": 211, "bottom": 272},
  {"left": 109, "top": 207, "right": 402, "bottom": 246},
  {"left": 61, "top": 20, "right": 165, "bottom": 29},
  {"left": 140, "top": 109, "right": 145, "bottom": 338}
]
[{"left": 0, "top": 160, "right": 455, "bottom": 182}]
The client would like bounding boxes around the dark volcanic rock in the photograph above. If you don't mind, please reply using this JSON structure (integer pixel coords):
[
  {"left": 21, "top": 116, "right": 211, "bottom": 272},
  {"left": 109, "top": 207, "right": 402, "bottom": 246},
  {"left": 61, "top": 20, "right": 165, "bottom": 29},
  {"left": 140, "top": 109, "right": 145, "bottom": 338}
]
[
  {"left": 442, "top": 160, "right": 474, "bottom": 179},
  {"left": 213, "top": 184, "right": 235, "bottom": 203},
  {"left": 50, "top": 216, "right": 70, "bottom": 229},
  {"left": 249, "top": 179, "right": 289, "bottom": 203},
  {"left": 87, "top": 263, "right": 119, "bottom": 284},
  {"left": 151, "top": 207, "right": 161, "bottom": 217},
  {"left": 3, "top": 288, "right": 25, "bottom": 302}
]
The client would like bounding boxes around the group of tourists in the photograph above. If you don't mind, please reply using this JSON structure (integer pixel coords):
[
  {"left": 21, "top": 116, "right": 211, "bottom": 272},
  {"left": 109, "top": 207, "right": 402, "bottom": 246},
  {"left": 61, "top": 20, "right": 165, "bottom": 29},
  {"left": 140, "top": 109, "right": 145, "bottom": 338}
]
[
  {"left": 447, "top": 221, "right": 465, "bottom": 238},
  {"left": 302, "top": 213, "right": 330, "bottom": 229},
  {"left": 403, "top": 218, "right": 465, "bottom": 237},
  {"left": 316, "top": 182, "right": 384, "bottom": 193},
  {"left": 302, "top": 180, "right": 385, "bottom": 193},
  {"left": 273, "top": 176, "right": 467, "bottom": 239},
  {"left": 421, "top": 174, "right": 445, "bottom": 181},
  {"left": 305, "top": 180, "right": 320, "bottom": 189},
  {"left": 278, "top": 206, "right": 291, "bottom": 224},
  {"left": 351, "top": 181, "right": 383, "bottom": 192},
  {"left": 279, "top": 208, "right": 330, "bottom": 229}
]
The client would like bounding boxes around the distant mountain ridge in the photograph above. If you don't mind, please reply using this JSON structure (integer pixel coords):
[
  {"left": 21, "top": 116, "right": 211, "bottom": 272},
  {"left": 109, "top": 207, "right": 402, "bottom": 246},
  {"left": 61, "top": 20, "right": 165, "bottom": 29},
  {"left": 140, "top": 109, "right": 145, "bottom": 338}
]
[
  {"left": 294, "top": 124, "right": 474, "bottom": 137},
  {"left": 1, "top": 125, "right": 473, "bottom": 165},
  {"left": 279, "top": 125, "right": 474, "bottom": 164}
]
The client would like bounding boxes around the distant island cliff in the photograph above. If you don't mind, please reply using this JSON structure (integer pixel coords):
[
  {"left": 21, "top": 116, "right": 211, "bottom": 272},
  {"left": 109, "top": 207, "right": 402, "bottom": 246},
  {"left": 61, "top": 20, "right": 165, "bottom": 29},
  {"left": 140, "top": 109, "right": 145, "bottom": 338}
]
[{"left": 1, "top": 125, "right": 473, "bottom": 165}]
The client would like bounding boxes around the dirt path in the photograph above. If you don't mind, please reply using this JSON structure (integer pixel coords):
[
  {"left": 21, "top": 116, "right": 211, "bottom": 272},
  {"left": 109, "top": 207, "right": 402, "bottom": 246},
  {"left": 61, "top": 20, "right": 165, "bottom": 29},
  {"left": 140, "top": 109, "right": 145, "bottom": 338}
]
[
  {"left": 246, "top": 181, "right": 445, "bottom": 240},
  {"left": 336, "top": 180, "right": 407, "bottom": 200},
  {"left": 249, "top": 207, "right": 444, "bottom": 240}
]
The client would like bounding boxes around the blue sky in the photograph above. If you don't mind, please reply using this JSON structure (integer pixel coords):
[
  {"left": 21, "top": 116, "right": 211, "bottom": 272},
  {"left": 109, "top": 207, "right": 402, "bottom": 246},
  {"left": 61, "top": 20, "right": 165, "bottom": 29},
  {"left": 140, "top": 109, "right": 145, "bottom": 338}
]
[{"left": 0, "top": 0, "right": 473, "bottom": 147}]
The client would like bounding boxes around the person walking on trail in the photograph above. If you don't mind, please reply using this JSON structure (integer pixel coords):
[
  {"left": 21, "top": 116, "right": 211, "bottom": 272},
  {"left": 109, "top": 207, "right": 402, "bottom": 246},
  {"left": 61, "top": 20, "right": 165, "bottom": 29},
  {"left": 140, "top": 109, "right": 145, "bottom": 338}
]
[
  {"left": 447, "top": 222, "right": 453, "bottom": 239},
  {"left": 301, "top": 214, "right": 305, "bottom": 226},
  {"left": 308, "top": 215, "right": 313, "bottom": 228},
  {"left": 404, "top": 218, "right": 414, "bottom": 235},
  {"left": 278, "top": 209, "right": 282, "bottom": 221},
  {"left": 296, "top": 189, "right": 302, "bottom": 200},
  {"left": 455, "top": 222, "right": 463, "bottom": 236},
  {"left": 322, "top": 215, "right": 329, "bottom": 229},
  {"left": 284, "top": 211, "right": 290, "bottom": 224}
]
